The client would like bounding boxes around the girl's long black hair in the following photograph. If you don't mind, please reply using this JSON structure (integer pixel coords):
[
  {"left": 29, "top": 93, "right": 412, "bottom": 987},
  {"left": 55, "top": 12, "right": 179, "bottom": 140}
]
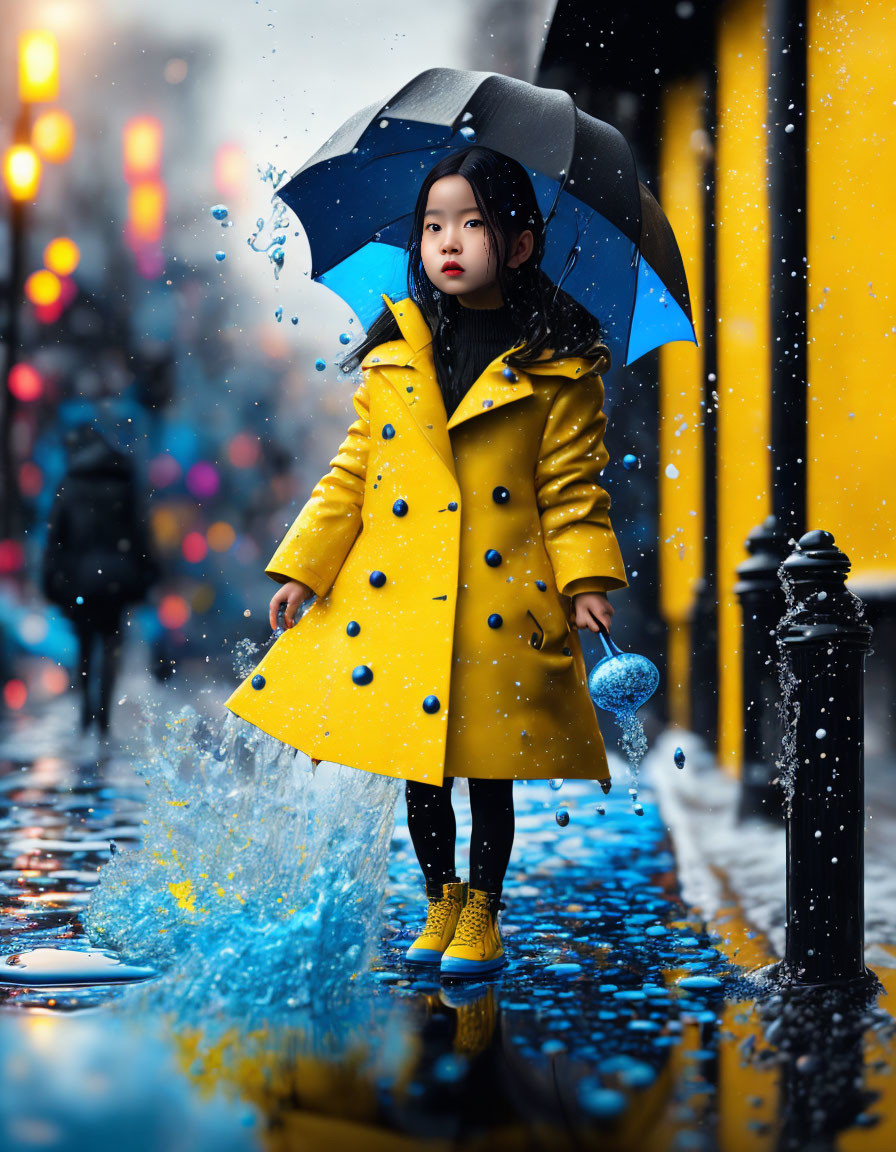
[{"left": 339, "top": 146, "right": 609, "bottom": 375}]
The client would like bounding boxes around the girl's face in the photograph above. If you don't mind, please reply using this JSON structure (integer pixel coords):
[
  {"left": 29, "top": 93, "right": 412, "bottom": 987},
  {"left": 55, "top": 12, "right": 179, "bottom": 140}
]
[{"left": 420, "top": 174, "right": 533, "bottom": 308}]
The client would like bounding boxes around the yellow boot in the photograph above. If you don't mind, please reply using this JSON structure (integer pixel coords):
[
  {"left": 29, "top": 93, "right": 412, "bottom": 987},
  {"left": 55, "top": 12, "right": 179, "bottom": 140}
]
[
  {"left": 405, "top": 880, "right": 468, "bottom": 964},
  {"left": 440, "top": 887, "right": 507, "bottom": 977}
]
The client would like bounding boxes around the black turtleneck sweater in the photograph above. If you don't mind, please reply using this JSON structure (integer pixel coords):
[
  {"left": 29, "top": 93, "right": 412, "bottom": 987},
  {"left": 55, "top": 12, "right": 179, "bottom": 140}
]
[{"left": 432, "top": 302, "right": 523, "bottom": 421}]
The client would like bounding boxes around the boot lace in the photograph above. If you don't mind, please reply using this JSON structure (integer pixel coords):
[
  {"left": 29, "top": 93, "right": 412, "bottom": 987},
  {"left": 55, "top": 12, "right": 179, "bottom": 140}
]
[
  {"left": 421, "top": 894, "right": 454, "bottom": 939},
  {"left": 452, "top": 900, "right": 492, "bottom": 947}
]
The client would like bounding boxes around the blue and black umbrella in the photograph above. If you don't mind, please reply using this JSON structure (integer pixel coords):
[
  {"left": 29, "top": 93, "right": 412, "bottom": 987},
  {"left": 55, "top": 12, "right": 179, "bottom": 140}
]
[{"left": 277, "top": 67, "right": 697, "bottom": 372}]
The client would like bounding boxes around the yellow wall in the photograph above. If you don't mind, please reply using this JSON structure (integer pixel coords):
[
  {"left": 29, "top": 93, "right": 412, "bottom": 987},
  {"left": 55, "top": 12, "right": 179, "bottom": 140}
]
[
  {"left": 658, "top": 80, "right": 706, "bottom": 729},
  {"left": 807, "top": 1, "right": 896, "bottom": 576},
  {"left": 715, "top": 0, "right": 772, "bottom": 772}
]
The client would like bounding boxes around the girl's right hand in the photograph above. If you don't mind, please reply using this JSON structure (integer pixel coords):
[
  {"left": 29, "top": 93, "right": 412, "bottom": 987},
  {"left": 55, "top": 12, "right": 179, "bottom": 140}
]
[{"left": 269, "top": 580, "right": 314, "bottom": 631}]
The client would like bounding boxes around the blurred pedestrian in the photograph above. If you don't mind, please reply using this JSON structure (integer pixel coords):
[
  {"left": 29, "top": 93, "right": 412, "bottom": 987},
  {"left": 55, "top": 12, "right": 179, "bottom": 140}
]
[{"left": 41, "top": 424, "right": 161, "bottom": 734}]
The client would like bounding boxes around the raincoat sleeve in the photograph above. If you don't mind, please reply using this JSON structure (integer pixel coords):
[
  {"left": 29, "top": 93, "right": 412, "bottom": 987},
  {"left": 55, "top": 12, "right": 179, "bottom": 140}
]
[
  {"left": 534, "top": 374, "right": 628, "bottom": 597},
  {"left": 265, "top": 376, "right": 370, "bottom": 599}
]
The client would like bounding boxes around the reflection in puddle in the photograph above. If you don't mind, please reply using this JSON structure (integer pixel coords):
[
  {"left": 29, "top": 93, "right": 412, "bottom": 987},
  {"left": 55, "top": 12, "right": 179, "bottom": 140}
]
[{"left": 1, "top": 692, "right": 895, "bottom": 1149}]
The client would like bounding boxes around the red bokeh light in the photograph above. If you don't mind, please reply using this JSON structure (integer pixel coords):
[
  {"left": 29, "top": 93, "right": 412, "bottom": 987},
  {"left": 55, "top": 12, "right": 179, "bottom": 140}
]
[
  {"left": 182, "top": 531, "right": 208, "bottom": 564},
  {"left": 19, "top": 461, "right": 43, "bottom": 497},
  {"left": 0, "top": 539, "right": 25, "bottom": 574},
  {"left": 228, "top": 433, "right": 261, "bottom": 469},
  {"left": 158, "top": 594, "right": 190, "bottom": 630},
  {"left": 3, "top": 680, "right": 27, "bottom": 710},
  {"left": 8, "top": 364, "right": 42, "bottom": 401}
]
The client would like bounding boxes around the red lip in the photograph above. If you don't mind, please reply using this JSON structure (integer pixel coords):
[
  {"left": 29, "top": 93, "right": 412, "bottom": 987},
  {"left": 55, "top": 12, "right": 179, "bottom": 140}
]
[{"left": 441, "top": 261, "right": 464, "bottom": 271}]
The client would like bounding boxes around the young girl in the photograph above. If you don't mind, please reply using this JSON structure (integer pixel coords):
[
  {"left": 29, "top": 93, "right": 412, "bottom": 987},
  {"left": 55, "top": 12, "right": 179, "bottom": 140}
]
[{"left": 225, "top": 147, "right": 628, "bottom": 978}]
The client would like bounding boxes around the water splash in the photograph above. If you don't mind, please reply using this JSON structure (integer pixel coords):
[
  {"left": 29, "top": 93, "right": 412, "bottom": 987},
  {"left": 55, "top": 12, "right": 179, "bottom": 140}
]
[
  {"left": 84, "top": 693, "right": 400, "bottom": 1015},
  {"left": 247, "top": 170, "right": 291, "bottom": 280}
]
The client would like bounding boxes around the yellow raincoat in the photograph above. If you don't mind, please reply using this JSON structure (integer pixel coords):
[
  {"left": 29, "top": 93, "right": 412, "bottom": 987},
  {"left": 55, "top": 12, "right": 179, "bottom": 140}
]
[{"left": 225, "top": 295, "right": 628, "bottom": 784}]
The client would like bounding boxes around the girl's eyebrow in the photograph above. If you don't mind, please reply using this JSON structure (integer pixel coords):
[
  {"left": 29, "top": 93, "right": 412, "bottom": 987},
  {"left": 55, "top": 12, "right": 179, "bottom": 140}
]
[{"left": 423, "top": 206, "right": 480, "bottom": 217}]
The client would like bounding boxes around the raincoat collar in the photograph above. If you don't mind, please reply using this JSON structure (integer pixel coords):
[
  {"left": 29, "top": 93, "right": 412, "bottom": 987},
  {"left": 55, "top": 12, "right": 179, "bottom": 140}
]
[
  {"left": 361, "top": 295, "right": 607, "bottom": 380},
  {"left": 359, "top": 295, "right": 606, "bottom": 483}
]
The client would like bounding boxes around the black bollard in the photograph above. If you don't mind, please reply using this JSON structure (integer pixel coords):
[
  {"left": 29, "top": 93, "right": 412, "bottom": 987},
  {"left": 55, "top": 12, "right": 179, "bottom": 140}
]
[
  {"left": 734, "top": 515, "right": 790, "bottom": 823},
  {"left": 774, "top": 530, "right": 875, "bottom": 988}
]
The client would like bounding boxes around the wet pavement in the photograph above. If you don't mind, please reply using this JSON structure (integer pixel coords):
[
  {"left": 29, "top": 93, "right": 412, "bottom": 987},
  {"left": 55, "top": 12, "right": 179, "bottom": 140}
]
[{"left": 1, "top": 669, "right": 895, "bottom": 1151}]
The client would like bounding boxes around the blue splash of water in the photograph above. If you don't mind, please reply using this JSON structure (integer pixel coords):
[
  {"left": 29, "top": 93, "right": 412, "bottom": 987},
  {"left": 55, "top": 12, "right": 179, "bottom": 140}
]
[{"left": 84, "top": 699, "right": 400, "bottom": 1014}]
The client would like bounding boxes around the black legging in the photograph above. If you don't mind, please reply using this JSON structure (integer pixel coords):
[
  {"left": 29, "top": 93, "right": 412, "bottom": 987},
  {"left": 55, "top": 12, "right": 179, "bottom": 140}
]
[
  {"left": 405, "top": 777, "right": 515, "bottom": 897},
  {"left": 74, "top": 618, "right": 123, "bottom": 733}
]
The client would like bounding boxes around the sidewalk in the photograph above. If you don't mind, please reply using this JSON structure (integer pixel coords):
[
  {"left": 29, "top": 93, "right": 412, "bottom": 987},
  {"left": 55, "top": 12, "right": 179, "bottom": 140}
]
[{"left": 643, "top": 727, "right": 896, "bottom": 973}]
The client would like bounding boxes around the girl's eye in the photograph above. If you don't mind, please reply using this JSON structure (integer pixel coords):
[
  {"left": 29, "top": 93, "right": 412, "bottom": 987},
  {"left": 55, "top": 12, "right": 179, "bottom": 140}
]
[{"left": 464, "top": 219, "right": 482, "bottom": 228}]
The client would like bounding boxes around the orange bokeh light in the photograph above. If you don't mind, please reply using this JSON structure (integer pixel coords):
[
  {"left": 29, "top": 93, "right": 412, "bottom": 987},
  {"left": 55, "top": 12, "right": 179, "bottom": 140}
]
[
  {"left": 25, "top": 269, "right": 61, "bottom": 306},
  {"left": 19, "top": 31, "right": 58, "bottom": 103},
  {"left": 32, "top": 110, "right": 75, "bottom": 163},
  {"left": 214, "top": 143, "right": 245, "bottom": 197},
  {"left": 8, "top": 364, "right": 43, "bottom": 401},
  {"left": 3, "top": 144, "right": 41, "bottom": 201},
  {"left": 123, "top": 116, "right": 162, "bottom": 182},
  {"left": 158, "top": 594, "right": 190, "bottom": 630},
  {"left": 42, "top": 665, "right": 69, "bottom": 695},
  {"left": 127, "top": 181, "right": 166, "bottom": 246},
  {"left": 44, "top": 237, "right": 80, "bottom": 276},
  {"left": 207, "top": 521, "right": 236, "bottom": 552}
]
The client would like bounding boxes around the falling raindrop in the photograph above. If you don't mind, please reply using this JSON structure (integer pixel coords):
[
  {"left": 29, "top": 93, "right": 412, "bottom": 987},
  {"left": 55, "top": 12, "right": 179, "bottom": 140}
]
[
  {"left": 215, "top": 251, "right": 226, "bottom": 262},
  {"left": 815, "top": 728, "right": 826, "bottom": 739},
  {"left": 291, "top": 316, "right": 298, "bottom": 326},
  {"left": 339, "top": 333, "right": 352, "bottom": 345},
  {"left": 596, "top": 803, "right": 605, "bottom": 816},
  {"left": 622, "top": 453, "right": 641, "bottom": 471},
  {"left": 315, "top": 359, "right": 326, "bottom": 372},
  {"left": 555, "top": 807, "right": 569, "bottom": 827},
  {"left": 210, "top": 204, "right": 229, "bottom": 221},
  {"left": 674, "top": 746, "right": 686, "bottom": 769},
  {"left": 275, "top": 307, "right": 283, "bottom": 323}
]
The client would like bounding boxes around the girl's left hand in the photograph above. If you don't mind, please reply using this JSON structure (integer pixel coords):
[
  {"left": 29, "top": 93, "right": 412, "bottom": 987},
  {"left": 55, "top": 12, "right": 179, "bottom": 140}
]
[{"left": 570, "top": 591, "right": 614, "bottom": 633}]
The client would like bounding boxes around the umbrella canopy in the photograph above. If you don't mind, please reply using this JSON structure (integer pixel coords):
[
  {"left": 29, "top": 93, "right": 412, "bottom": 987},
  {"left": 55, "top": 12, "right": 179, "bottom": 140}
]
[{"left": 277, "top": 67, "right": 696, "bottom": 371}]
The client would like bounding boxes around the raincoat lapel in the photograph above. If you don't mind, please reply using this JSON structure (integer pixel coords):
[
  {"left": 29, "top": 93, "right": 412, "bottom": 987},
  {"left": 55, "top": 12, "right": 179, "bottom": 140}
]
[{"left": 360, "top": 295, "right": 598, "bottom": 472}]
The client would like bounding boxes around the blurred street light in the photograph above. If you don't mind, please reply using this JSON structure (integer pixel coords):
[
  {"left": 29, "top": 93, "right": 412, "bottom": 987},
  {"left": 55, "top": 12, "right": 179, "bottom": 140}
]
[
  {"left": 43, "top": 237, "right": 80, "bottom": 276},
  {"left": 18, "top": 31, "right": 59, "bottom": 102},
  {"left": 127, "top": 180, "right": 166, "bottom": 246},
  {"left": 2, "top": 29, "right": 62, "bottom": 540},
  {"left": 24, "top": 269, "right": 62, "bottom": 306},
  {"left": 32, "top": 109, "right": 75, "bottom": 164},
  {"left": 3, "top": 145, "right": 42, "bottom": 201},
  {"left": 123, "top": 116, "right": 163, "bottom": 182}
]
